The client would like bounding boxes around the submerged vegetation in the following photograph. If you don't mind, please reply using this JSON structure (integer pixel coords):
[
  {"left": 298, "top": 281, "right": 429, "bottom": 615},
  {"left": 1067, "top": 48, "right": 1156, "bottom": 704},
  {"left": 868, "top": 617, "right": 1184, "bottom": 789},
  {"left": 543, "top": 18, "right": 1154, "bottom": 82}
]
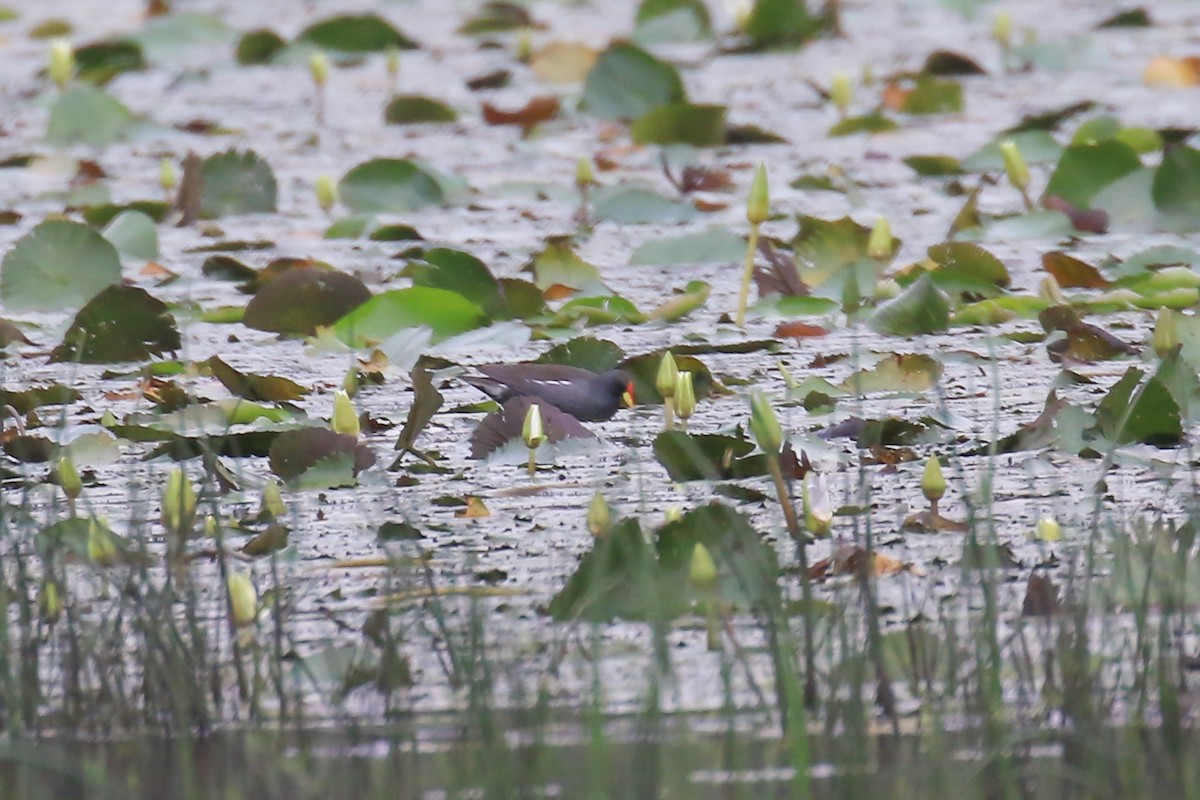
[{"left": 2, "top": 0, "right": 1200, "bottom": 796}]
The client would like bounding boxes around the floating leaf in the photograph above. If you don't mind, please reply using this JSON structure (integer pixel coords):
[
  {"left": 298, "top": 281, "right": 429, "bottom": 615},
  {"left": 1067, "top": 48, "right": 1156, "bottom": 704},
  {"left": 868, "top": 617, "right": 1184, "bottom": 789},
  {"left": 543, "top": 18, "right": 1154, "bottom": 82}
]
[
  {"left": 75, "top": 38, "right": 145, "bottom": 84},
  {"left": 841, "top": 354, "right": 943, "bottom": 394},
  {"left": 46, "top": 85, "right": 135, "bottom": 146},
  {"left": 927, "top": 241, "right": 1010, "bottom": 296},
  {"left": 898, "top": 75, "right": 963, "bottom": 114},
  {"left": 0, "top": 384, "right": 80, "bottom": 414},
  {"left": 1094, "top": 365, "right": 1182, "bottom": 447},
  {"left": 580, "top": 42, "right": 684, "bottom": 120},
  {"left": 384, "top": 94, "right": 457, "bottom": 124},
  {"left": 338, "top": 159, "right": 446, "bottom": 213},
  {"left": 269, "top": 427, "right": 376, "bottom": 482},
  {"left": 235, "top": 29, "right": 286, "bottom": 65},
  {"left": 536, "top": 337, "right": 625, "bottom": 371},
  {"left": 244, "top": 267, "right": 371, "bottom": 336},
  {"left": 530, "top": 42, "right": 597, "bottom": 84},
  {"left": 481, "top": 96, "right": 559, "bottom": 131},
  {"left": 526, "top": 240, "right": 602, "bottom": 290},
  {"left": 394, "top": 364, "right": 443, "bottom": 459},
  {"left": 51, "top": 285, "right": 180, "bottom": 363},
  {"left": 1153, "top": 146, "right": 1200, "bottom": 222},
  {"left": 592, "top": 186, "right": 696, "bottom": 224},
  {"left": 296, "top": 14, "right": 416, "bottom": 52},
  {"left": 743, "top": 0, "right": 829, "bottom": 50},
  {"left": 621, "top": 351, "right": 715, "bottom": 404},
  {"left": 828, "top": 111, "right": 898, "bottom": 137},
  {"left": 333, "top": 287, "right": 487, "bottom": 346},
  {"left": 1043, "top": 140, "right": 1141, "bottom": 208},
  {"left": 131, "top": 12, "right": 234, "bottom": 61},
  {"left": 868, "top": 274, "right": 950, "bottom": 336},
  {"left": 404, "top": 248, "right": 542, "bottom": 320},
  {"left": 634, "top": 0, "right": 712, "bottom": 42},
  {"left": 962, "top": 130, "right": 1062, "bottom": 171},
  {"left": 903, "top": 155, "right": 964, "bottom": 176},
  {"left": 200, "top": 150, "right": 277, "bottom": 218},
  {"left": 102, "top": 210, "right": 158, "bottom": 260},
  {"left": 653, "top": 431, "right": 769, "bottom": 481},
  {"left": 207, "top": 356, "right": 308, "bottom": 402},
  {"left": 629, "top": 226, "right": 744, "bottom": 265},
  {"left": 458, "top": 1, "right": 533, "bottom": 34},
  {"left": 630, "top": 103, "right": 726, "bottom": 147},
  {"left": 1042, "top": 251, "right": 1109, "bottom": 289},
  {"left": 469, "top": 396, "right": 594, "bottom": 459},
  {"left": 1, "top": 220, "right": 121, "bottom": 312},
  {"left": 82, "top": 200, "right": 170, "bottom": 228}
]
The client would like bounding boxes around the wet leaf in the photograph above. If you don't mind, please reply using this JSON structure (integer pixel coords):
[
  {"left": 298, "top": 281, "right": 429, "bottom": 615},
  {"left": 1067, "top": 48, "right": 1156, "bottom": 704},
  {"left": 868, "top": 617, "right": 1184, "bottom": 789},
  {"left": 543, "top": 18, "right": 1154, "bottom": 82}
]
[
  {"left": 0, "top": 384, "right": 80, "bottom": 414},
  {"left": 743, "top": 0, "right": 830, "bottom": 50},
  {"left": 634, "top": 0, "right": 712, "bottom": 42},
  {"left": 1041, "top": 195, "right": 1110, "bottom": 234},
  {"left": 481, "top": 96, "right": 559, "bottom": 132},
  {"left": 592, "top": 185, "right": 696, "bottom": 224},
  {"left": 1, "top": 219, "right": 121, "bottom": 312},
  {"left": 46, "top": 85, "right": 136, "bottom": 146},
  {"left": 553, "top": 294, "right": 644, "bottom": 326},
  {"left": 1152, "top": 146, "right": 1200, "bottom": 223},
  {"left": 1095, "top": 365, "right": 1182, "bottom": 446},
  {"left": 921, "top": 50, "right": 986, "bottom": 76},
  {"left": 962, "top": 130, "right": 1062, "bottom": 170},
  {"left": 0, "top": 318, "right": 33, "bottom": 349},
  {"left": 580, "top": 42, "right": 684, "bottom": 120},
  {"left": 75, "top": 38, "right": 145, "bottom": 84},
  {"left": 51, "top": 285, "right": 180, "bottom": 363},
  {"left": 644, "top": 280, "right": 710, "bottom": 321},
  {"left": 653, "top": 431, "right": 761, "bottom": 481},
  {"left": 378, "top": 521, "right": 423, "bottom": 541},
  {"left": 868, "top": 274, "right": 950, "bottom": 336},
  {"left": 469, "top": 396, "right": 594, "bottom": 459},
  {"left": 1042, "top": 251, "right": 1109, "bottom": 289},
  {"left": 895, "top": 75, "right": 963, "bottom": 114},
  {"left": 269, "top": 427, "right": 376, "bottom": 481},
  {"left": 774, "top": 321, "right": 828, "bottom": 338},
  {"left": 621, "top": 351, "right": 715, "bottom": 404},
  {"left": 296, "top": 14, "right": 417, "bottom": 53},
  {"left": 630, "top": 103, "right": 726, "bottom": 147},
  {"left": 724, "top": 123, "right": 788, "bottom": 144},
  {"left": 82, "top": 200, "right": 171, "bottom": 227},
  {"left": 235, "top": 29, "right": 286, "bottom": 65},
  {"left": 530, "top": 42, "right": 597, "bottom": 84},
  {"left": 466, "top": 69, "right": 511, "bottom": 91},
  {"left": 828, "top": 111, "right": 898, "bottom": 137},
  {"left": 547, "top": 518, "right": 657, "bottom": 621},
  {"left": 37, "top": 516, "right": 144, "bottom": 566},
  {"left": 102, "top": 210, "right": 158, "bottom": 260},
  {"left": 338, "top": 158, "right": 446, "bottom": 213},
  {"left": 207, "top": 356, "right": 308, "bottom": 402},
  {"left": 131, "top": 12, "right": 234, "bottom": 61},
  {"left": 394, "top": 364, "right": 443, "bottom": 458},
  {"left": 1143, "top": 56, "right": 1200, "bottom": 88},
  {"left": 197, "top": 149, "right": 277, "bottom": 218},
  {"left": 629, "top": 226, "right": 743, "bottom": 265},
  {"left": 244, "top": 267, "right": 372, "bottom": 336},
  {"left": 903, "top": 155, "right": 964, "bottom": 176},
  {"left": 404, "top": 248, "right": 543, "bottom": 320},
  {"left": 241, "top": 524, "right": 290, "bottom": 557},
  {"left": 841, "top": 354, "right": 943, "bottom": 394},
  {"left": 927, "top": 241, "right": 1011, "bottom": 296},
  {"left": 458, "top": 1, "right": 534, "bottom": 34},
  {"left": 525, "top": 240, "right": 602, "bottom": 290},
  {"left": 1043, "top": 140, "right": 1141, "bottom": 208},
  {"left": 1040, "top": 305, "right": 1140, "bottom": 363},
  {"left": 384, "top": 94, "right": 457, "bottom": 124},
  {"left": 333, "top": 287, "right": 487, "bottom": 346},
  {"left": 536, "top": 337, "right": 625, "bottom": 372}
]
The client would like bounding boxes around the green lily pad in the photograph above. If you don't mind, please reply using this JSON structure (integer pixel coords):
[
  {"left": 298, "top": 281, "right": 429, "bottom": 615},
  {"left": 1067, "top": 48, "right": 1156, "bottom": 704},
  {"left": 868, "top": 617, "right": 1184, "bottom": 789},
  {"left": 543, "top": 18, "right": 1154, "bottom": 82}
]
[
  {"left": 580, "top": 42, "right": 684, "bottom": 120},
  {"left": 243, "top": 267, "right": 372, "bottom": 336},
  {"left": 75, "top": 38, "right": 145, "bottom": 84},
  {"left": 630, "top": 103, "right": 726, "bottom": 147},
  {"left": 235, "top": 29, "right": 287, "bottom": 65},
  {"left": 458, "top": 2, "right": 533, "bottom": 35},
  {"left": 744, "top": 0, "right": 829, "bottom": 50},
  {"left": 634, "top": 0, "right": 713, "bottom": 42},
  {"left": 621, "top": 350, "right": 715, "bottom": 404},
  {"left": 828, "top": 111, "right": 898, "bottom": 137},
  {"left": 338, "top": 159, "right": 446, "bottom": 213},
  {"left": 841, "top": 354, "right": 943, "bottom": 394},
  {"left": 82, "top": 200, "right": 171, "bottom": 227},
  {"left": 1, "top": 219, "right": 121, "bottom": 312},
  {"left": 384, "top": 94, "right": 458, "bottom": 125},
  {"left": 868, "top": 273, "right": 950, "bottom": 336},
  {"left": 46, "top": 85, "right": 136, "bottom": 146},
  {"left": 901, "top": 75, "right": 963, "bottom": 114},
  {"left": 526, "top": 240, "right": 602, "bottom": 290},
  {"left": 903, "top": 155, "right": 964, "bottom": 176},
  {"left": 403, "top": 248, "right": 543, "bottom": 320},
  {"left": 1094, "top": 365, "right": 1182, "bottom": 447},
  {"left": 333, "top": 287, "right": 488, "bottom": 346},
  {"left": 536, "top": 336, "right": 625, "bottom": 371},
  {"left": 1043, "top": 140, "right": 1141, "bottom": 208},
  {"left": 592, "top": 185, "right": 696, "bottom": 224},
  {"left": 200, "top": 150, "right": 277, "bottom": 218},
  {"left": 269, "top": 427, "right": 376, "bottom": 483},
  {"left": 50, "top": 285, "right": 180, "bottom": 363},
  {"left": 102, "top": 210, "right": 159, "bottom": 261},
  {"left": 296, "top": 14, "right": 417, "bottom": 53},
  {"left": 962, "top": 130, "right": 1063, "bottom": 171},
  {"left": 927, "top": 241, "right": 1010, "bottom": 296},
  {"left": 629, "top": 226, "right": 744, "bottom": 265},
  {"left": 131, "top": 12, "right": 234, "bottom": 61},
  {"left": 1153, "top": 146, "right": 1200, "bottom": 222},
  {"left": 207, "top": 356, "right": 308, "bottom": 402}
]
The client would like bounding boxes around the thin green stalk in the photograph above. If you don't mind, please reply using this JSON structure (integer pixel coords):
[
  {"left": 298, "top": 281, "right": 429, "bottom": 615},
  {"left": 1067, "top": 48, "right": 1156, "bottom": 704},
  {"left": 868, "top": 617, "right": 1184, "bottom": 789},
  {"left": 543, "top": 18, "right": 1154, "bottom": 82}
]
[{"left": 735, "top": 223, "right": 760, "bottom": 329}]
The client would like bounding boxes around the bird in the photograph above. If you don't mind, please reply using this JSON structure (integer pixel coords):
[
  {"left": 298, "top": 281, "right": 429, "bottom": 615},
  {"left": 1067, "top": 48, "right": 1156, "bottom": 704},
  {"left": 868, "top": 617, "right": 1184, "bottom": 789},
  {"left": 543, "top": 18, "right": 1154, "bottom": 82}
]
[{"left": 463, "top": 363, "right": 634, "bottom": 422}]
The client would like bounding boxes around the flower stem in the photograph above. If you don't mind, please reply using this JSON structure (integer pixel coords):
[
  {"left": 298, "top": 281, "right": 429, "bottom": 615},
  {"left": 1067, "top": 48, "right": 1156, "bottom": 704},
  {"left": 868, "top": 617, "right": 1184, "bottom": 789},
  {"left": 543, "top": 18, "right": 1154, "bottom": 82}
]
[{"left": 735, "top": 223, "right": 761, "bottom": 329}]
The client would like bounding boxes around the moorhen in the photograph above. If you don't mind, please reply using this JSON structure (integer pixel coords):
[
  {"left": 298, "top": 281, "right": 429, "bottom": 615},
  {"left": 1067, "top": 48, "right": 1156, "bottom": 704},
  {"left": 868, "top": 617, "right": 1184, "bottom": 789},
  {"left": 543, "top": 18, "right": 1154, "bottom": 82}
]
[{"left": 464, "top": 364, "right": 634, "bottom": 422}]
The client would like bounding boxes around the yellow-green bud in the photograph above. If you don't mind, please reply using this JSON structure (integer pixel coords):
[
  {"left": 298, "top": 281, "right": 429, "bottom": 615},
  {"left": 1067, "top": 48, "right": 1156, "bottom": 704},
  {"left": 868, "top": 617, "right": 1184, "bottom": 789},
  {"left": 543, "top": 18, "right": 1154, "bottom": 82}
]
[
  {"left": 802, "top": 474, "right": 833, "bottom": 538},
  {"left": 227, "top": 572, "right": 258, "bottom": 627},
  {"left": 40, "top": 581, "right": 62, "bottom": 623},
  {"left": 159, "top": 158, "right": 177, "bottom": 192},
  {"left": 204, "top": 515, "right": 219, "bottom": 538},
  {"left": 332, "top": 390, "right": 359, "bottom": 437},
  {"left": 656, "top": 351, "right": 679, "bottom": 400},
  {"left": 87, "top": 518, "right": 118, "bottom": 566},
  {"left": 341, "top": 364, "right": 358, "bottom": 397},
  {"left": 830, "top": 72, "right": 853, "bottom": 116},
  {"left": 873, "top": 277, "right": 901, "bottom": 300},
  {"left": 688, "top": 542, "right": 718, "bottom": 591},
  {"left": 779, "top": 362, "right": 797, "bottom": 390},
  {"left": 675, "top": 371, "right": 696, "bottom": 421},
  {"left": 316, "top": 174, "right": 338, "bottom": 214},
  {"left": 749, "top": 393, "right": 782, "bottom": 454},
  {"left": 922, "top": 455, "right": 946, "bottom": 503},
  {"left": 56, "top": 455, "right": 82, "bottom": 500},
  {"left": 993, "top": 11, "right": 1013, "bottom": 48},
  {"left": 746, "top": 163, "right": 770, "bottom": 226},
  {"left": 665, "top": 506, "right": 683, "bottom": 523},
  {"left": 260, "top": 479, "right": 286, "bottom": 520},
  {"left": 515, "top": 29, "right": 533, "bottom": 62},
  {"left": 1152, "top": 308, "right": 1180, "bottom": 357},
  {"left": 575, "top": 156, "right": 594, "bottom": 188},
  {"left": 587, "top": 491, "right": 612, "bottom": 537},
  {"left": 161, "top": 467, "right": 197, "bottom": 535},
  {"left": 731, "top": 0, "right": 752, "bottom": 31},
  {"left": 867, "top": 216, "right": 893, "bottom": 260},
  {"left": 522, "top": 403, "right": 546, "bottom": 449},
  {"left": 309, "top": 50, "right": 329, "bottom": 87},
  {"left": 1034, "top": 516, "right": 1062, "bottom": 541},
  {"left": 385, "top": 46, "right": 400, "bottom": 79},
  {"left": 1037, "top": 275, "right": 1066, "bottom": 305},
  {"left": 49, "top": 38, "right": 74, "bottom": 89},
  {"left": 998, "top": 138, "right": 1030, "bottom": 192}
]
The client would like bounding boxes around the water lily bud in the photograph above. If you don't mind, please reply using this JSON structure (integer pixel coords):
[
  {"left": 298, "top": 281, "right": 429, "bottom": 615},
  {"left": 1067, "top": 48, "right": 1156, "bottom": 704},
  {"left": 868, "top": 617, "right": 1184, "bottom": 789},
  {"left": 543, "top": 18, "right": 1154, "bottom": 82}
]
[
  {"left": 161, "top": 467, "right": 197, "bottom": 535},
  {"left": 522, "top": 403, "right": 546, "bottom": 449},
  {"left": 998, "top": 138, "right": 1030, "bottom": 192},
  {"left": 749, "top": 393, "right": 782, "bottom": 455},
  {"left": 260, "top": 479, "right": 286, "bottom": 521},
  {"left": 587, "top": 491, "right": 612, "bottom": 537},
  {"left": 665, "top": 506, "right": 683, "bottom": 523},
  {"left": 922, "top": 455, "right": 946, "bottom": 503},
  {"left": 40, "top": 581, "right": 62, "bottom": 624},
  {"left": 227, "top": 572, "right": 258, "bottom": 627},
  {"left": 675, "top": 371, "right": 696, "bottom": 421},
  {"left": 341, "top": 364, "right": 358, "bottom": 397},
  {"left": 993, "top": 10, "right": 1013, "bottom": 48},
  {"left": 56, "top": 455, "right": 82, "bottom": 500},
  {"left": 873, "top": 277, "right": 901, "bottom": 300},
  {"left": 49, "top": 38, "right": 74, "bottom": 89},
  {"left": 830, "top": 72, "right": 853, "bottom": 116},
  {"left": 779, "top": 362, "right": 797, "bottom": 390},
  {"left": 689, "top": 542, "right": 718, "bottom": 591},
  {"left": 1034, "top": 516, "right": 1062, "bottom": 541},
  {"left": 159, "top": 158, "right": 177, "bottom": 193},
  {"left": 515, "top": 29, "right": 533, "bottom": 62},
  {"left": 1037, "top": 275, "right": 1066, "bottom": 305},
  {"left": 867, "top": 216, "right": 893, "bottom": 260},
  {"left": 575, "top": 156, "right": 594, "bottom": 188},
  {"left": 332, "top": 390, "right": 359, "bottom": 438},
  {"left": 87, "top": 519, "right": 118, "bottom": 566},
  {"left": 656, "top": 351, "right": 679, "bottom": 400},
  {"left": 385, "top": 46, "right": 400, "bottom": 80},
  {"left": 746, "top": 162, "right": 770, "bottom": 226},
  {"left": 315, "top": 174, "right": 338, "bottom": 214},
  {"left": 731, "top": 0, "right": 752, "bottom": 31},
  {"left": 802, "top": 474, "right": 833, "bottom": 538},
  {"left": 204, "top": 515, "right": 219, "bottom": 538},
  {"left": 309, "top": 50, "right": 329, "bottom": 88},
  {"left": 1152, "top": 308, "right": 1180, "bottom": 357}
]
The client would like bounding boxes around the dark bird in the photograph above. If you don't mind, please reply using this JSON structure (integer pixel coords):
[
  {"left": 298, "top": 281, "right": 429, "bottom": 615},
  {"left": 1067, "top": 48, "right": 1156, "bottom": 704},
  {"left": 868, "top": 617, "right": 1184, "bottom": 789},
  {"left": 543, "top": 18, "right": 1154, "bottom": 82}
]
[{"left": 464, "top": 364, "right": 634, "bottom": 422}]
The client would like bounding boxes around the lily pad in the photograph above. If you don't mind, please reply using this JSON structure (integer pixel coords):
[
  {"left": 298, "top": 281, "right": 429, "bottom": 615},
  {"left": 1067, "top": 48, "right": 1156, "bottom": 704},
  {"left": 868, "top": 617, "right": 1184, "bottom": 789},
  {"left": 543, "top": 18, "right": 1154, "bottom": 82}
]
[
  {"left": 1152, "top": 146, "right": 1200, "bottom": 222},
  {"left": 592, "top": 186, "right": 696, "bottom": 224},
  {"left": 333, "top": 287, "right": 488, "bottom": 346},
  {"left": 634, "top": 0, "right": 713, "bottom": 42},
  {"left": 244, "top": 267, "right": 372, "bottom": 336},
  {"left": 868, "top": 273, "right": 950, "bottom": 336},
  {"left": 1043, "top": 141, "right": 1142, "bottom": 208},
  {"left": 200, "top": 150, "right": 278, "bottom": 218},
  {"left": 526, "top": 240, "right": 602, "bottom": 290},
  {"left": 50, "top": 285, "right": 180, "bottom": 363},
  {"left": 296, "top": 14, "right": 417, "bottom": 53},
  {"left": 46, "top": 85, "right": 136, "bottom": 146},
  {"left": 338, "top": 159, "right": 446, "bottom": 214},
  {"left": 269, "top": 427, "right": 376, "bottom": 482},
  {"left": 580, "top": 42, "right": 684, "bottom": 120},
  {"left": 629, "top": 226, "right": 744, "bottom": 265},
  {"left": 630, "top": 103, "right": 726, "bottom": 147},
  {"left": 235, "top": 29, "right": 287, "bottom": 65},
  {"left": 744, "top": 0, "right": 829, "bottom": 50},
  {"left": 102, "top": 210, "right": 159, "bottom": 260},
  {"left": 75, "top": 38, "right": 145, "bottom": 84},
  {"left": 1, "top": 219, "right": 122, "bottom": 312},
  {"left": 384, "top": 95, "right": 458, "bottom": 124}
]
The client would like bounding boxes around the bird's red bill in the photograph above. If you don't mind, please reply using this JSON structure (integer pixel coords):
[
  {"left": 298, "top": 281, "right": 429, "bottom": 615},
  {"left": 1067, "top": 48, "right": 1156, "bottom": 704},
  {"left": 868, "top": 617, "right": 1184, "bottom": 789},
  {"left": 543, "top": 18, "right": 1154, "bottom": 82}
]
[{"left": 622, "top": 381, "right": 635, "bottom": 408}]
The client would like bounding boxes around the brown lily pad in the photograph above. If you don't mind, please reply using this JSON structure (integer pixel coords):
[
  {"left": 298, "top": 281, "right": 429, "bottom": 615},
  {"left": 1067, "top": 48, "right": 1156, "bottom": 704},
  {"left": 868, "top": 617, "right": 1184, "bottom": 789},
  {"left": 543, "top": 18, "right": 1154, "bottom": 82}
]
[{"left": 469, "top": 396, "right": 594, "bottom": 460}]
